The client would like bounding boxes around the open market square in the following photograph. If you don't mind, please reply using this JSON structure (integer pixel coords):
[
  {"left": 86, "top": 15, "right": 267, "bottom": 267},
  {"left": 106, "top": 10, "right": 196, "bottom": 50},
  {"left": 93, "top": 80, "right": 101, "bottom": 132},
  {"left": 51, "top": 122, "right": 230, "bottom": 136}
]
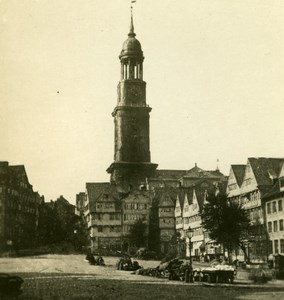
[{"left": 1, "top": 254, "right": 284, "bottom": 299}]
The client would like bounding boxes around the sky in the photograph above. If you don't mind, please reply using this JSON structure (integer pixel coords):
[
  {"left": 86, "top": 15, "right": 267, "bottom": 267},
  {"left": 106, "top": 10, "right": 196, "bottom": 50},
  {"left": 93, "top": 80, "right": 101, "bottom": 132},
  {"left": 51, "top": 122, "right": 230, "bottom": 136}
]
[{"left": 1, "top": 0, "right": 284, "bottom": 204}]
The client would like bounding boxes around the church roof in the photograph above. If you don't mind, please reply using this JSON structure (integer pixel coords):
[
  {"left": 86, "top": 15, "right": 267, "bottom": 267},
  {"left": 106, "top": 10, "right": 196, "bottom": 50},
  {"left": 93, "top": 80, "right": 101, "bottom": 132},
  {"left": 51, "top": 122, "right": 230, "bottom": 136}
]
[
  {"left": 183, "top": 164, "right": 225, "bottom": 179},
  {"left": 119, "top": 9, "right": 143, "bottom": 60},
  {"left": 153, "top": 169, "right": 187, "bottom": 180}
]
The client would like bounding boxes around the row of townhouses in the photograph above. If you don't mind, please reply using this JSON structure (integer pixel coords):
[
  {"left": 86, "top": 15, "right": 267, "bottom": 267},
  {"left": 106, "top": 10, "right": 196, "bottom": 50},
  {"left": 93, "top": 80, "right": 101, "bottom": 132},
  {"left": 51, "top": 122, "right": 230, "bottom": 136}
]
[
  {"left": 0, "top": 161, "right": 42, "bottom": 252},
  {"left": 227, "top": 157, "right": 284, "bottom": 261},
  {"left": 0, "top": 161, "right": 76, "bottom": 254},
  {"left": 77, "top": 164, "right": 227, "bottom": 258},
  {"left": 78, "top": 157, "right": 284, "bottom": 263}
]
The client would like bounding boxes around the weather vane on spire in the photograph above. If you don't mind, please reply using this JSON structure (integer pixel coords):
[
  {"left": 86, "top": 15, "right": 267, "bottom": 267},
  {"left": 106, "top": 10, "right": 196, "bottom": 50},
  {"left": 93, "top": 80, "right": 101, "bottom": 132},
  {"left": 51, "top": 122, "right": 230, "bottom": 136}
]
[
  {"left": 131, "top": 1, "right": 136, "bottom": 12},
  {"left": 129, "top": 0, "right": 136, "bottom": 37}
]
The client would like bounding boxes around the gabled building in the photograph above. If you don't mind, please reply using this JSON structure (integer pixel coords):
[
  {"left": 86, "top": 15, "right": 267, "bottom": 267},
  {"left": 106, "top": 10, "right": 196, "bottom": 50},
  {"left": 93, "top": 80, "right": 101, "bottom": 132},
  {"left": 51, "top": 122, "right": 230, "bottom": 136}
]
[
  {"left": 172, "top": 175, "right": 227, "bottom": 260},
  {"left": 157, "top": 188, "right": 176, "bottom": 254},
  {"left": 227, "top": 157, "right": 284, "bottom": 261},
  {"left": 262, "top": 161, "right": 284, "bottom": 257},
  {"left": 0, "top": 161, "right": 42, "bottom": 252},
  {"left": 76, "top": 192, "right": 85, "bottom": 216},
  {"left": 84, "top": 183, "right": 122, "bottom": 251},
  {"left": 175, "top": 193, "right": 184, "bottom": 235},
  {"left": 226, "top": 165, "right": 246, "bottom": 201},
  {"left": 122, "top": 189, "right": 153, "bottom": 250},
  {"left": 184, "top": 189, "right": 204, "bottom": 258}
]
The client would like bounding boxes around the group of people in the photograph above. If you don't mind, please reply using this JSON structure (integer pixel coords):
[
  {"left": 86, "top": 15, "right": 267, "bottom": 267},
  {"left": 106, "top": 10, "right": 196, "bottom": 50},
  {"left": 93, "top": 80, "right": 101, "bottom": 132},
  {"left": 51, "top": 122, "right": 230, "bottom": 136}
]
[
  {"left": 85, "top": 253, "right": 105, "bottom": 266},
  {"left": 117, "top": 256, "right": 141, "bottom": 271}
]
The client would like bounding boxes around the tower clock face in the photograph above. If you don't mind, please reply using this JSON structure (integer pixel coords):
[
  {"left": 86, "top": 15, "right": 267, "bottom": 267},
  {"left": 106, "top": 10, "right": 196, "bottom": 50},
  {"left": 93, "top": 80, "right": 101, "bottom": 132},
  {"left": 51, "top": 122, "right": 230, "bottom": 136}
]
[{"left": 128, "top": 86, "right": 140, "bottom": 102}]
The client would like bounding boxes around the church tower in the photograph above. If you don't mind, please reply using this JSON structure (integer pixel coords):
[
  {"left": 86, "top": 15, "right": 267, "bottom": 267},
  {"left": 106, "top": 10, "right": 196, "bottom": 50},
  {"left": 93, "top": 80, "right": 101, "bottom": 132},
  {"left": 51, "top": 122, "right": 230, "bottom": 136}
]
[{"left": 107, "top": 11, "right": 157, "bottom": 187}]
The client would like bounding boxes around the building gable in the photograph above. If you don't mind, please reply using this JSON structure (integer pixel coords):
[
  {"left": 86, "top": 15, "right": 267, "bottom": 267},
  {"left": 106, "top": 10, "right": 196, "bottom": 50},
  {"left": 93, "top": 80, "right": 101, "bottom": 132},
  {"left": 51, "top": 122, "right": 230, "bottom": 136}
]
[
  {"left": 159, "top": 191, "right": 175, "bottom": 207},
  {"left": 227, "top": 165, "right": 245, "bottom": 197},
  {"left": 279, "top": 162, "right": 284, "bottom": 178},
  {"left": 188, "top": 190, "right": 200, "bottom": 217},
  {"left": 240, "top": 160, "right": 258, "bottom": 194},
  {"left": 175, "top": 194, "right": 182, "bottom": 218},
  {"left": 182, "top": 193, "right": 190, "bottom": 217}
]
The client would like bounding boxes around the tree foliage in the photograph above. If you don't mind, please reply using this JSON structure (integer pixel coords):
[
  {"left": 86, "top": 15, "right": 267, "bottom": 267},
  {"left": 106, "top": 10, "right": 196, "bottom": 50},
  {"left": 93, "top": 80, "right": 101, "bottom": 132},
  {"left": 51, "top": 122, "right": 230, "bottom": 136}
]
[
  {"left": 148, "top": 198, "right": 160, "bottom": 252},
  {"left": 127, "top": 219, "right": 147, "bottom": 248},
  {"left": 200, "top": 193, "right": 251, "bottom": 258}
]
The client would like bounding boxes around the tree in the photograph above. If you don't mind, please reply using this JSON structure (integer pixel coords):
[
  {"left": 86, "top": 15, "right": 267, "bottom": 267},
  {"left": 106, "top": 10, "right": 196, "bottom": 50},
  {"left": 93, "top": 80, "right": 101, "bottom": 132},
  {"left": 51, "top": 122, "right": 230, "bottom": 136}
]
[
  {"left": 70, "top": 215, "right": 90, "bottom": 251},
  {"left": 200, "top": 193, "right": 251, "bottom": 262},
  {"left": 148, "top": 197, "right": 160, "bottom": 253},
  {"left": 127, "top": 219, "right": 147, "bottom": 248}
]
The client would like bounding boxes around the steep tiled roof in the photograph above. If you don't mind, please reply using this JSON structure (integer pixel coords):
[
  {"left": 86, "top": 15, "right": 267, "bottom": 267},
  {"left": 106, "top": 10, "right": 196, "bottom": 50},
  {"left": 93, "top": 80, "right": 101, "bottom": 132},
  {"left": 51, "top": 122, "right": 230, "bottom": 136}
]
[
  {"left": 157, "top": 188, "right": 176, "bottom": 207},
  {"left": 249, "top": 157, "right": 284, "bottom": 186},
  {"left": 86, "top": 182, "right": 119, "bottom": 212},
  {"left": 262, "top": 181, "right": 282, "bottom": 200},
  {"left": 231, "top": 165, "right": 246, "bottom": 187},
  {"left": 9, "top": 165, "right": 30, "bottom": 183}
]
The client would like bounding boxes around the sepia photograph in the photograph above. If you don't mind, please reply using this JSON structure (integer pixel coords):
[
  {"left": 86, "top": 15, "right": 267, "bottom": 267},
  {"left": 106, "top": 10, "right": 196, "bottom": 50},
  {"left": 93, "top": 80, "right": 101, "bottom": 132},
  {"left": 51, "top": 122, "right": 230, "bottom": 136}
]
[{"left": 1, "top": 0, "right": 284, "bottom": 299}]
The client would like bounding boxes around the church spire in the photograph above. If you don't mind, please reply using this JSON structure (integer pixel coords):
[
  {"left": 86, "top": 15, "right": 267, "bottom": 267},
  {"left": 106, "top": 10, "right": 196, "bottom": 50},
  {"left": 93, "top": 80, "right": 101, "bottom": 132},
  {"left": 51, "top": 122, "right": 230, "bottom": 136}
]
[
  {"left": 128, "top": 6, "right": 136, "bottom": 37},
  {"left": 107, "top": 3, "right": 158, "bottom": 185}
]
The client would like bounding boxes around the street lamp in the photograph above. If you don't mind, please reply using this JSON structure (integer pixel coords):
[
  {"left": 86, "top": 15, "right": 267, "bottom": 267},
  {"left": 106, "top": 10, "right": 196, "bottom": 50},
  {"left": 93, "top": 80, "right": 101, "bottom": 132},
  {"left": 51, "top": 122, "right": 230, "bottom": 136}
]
[{"left": 185, "top": 227, "right": 194, "bottom": 266}]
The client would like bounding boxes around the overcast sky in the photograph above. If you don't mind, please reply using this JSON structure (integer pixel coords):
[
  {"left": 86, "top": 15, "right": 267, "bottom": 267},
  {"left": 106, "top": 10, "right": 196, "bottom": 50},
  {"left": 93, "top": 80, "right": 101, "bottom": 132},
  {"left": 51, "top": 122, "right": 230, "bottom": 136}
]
[{"left": 1, "top": 0, "right": 284, "bottom": 204}]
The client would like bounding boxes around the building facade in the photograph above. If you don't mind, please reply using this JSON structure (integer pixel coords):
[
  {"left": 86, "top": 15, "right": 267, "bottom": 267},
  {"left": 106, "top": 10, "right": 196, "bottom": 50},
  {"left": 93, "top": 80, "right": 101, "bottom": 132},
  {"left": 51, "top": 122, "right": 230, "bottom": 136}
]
[
  {"left": 0, "top": 161, "right": 42, "bottom": 252},
  {"left": 262, "top": 162, "right": 284, "bottom": 258},
  {"left": 227, "top": 157, "right": 284, "bottom": 262}
]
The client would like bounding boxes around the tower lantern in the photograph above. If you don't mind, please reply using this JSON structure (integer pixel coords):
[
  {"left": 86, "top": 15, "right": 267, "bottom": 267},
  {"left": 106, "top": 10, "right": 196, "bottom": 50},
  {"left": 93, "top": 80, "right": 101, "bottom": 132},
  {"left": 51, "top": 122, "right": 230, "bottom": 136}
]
[{"left": 119, "top": 10, "right": 144, "bottom": 81}]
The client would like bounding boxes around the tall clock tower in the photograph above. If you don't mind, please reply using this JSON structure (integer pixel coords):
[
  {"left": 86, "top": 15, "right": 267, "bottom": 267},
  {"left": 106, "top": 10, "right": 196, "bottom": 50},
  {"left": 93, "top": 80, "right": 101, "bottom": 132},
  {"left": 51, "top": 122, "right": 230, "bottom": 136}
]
[{"left": 107, "top": 12, "right": 157, "bottom": 187}]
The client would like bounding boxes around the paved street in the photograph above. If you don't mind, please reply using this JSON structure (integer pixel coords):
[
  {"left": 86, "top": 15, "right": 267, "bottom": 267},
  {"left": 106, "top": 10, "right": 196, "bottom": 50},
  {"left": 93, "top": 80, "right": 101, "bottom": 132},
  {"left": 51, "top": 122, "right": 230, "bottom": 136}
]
[{"left": 1, "top": 255, "right": 284, "bottom": 299}]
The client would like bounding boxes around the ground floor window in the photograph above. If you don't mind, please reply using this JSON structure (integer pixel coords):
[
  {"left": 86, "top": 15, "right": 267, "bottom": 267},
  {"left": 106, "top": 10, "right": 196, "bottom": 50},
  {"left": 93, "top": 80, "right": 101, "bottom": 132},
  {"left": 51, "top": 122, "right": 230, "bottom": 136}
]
[
  {"left": 274, "top": 240, "right": 279, "bottom": 254},
  {"left": 280, "top": 239, "right": 284, "bottom": 253},
  {"left": 269, "top": 240, "right": 273, "bottom": 254}
]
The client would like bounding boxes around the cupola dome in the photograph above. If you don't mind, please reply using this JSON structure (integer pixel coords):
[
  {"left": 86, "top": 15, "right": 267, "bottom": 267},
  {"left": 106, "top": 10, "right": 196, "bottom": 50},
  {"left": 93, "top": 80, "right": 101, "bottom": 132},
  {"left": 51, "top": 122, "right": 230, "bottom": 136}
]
[{"left": 119, "top": 11, "right": 143, "bottom": 60}]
